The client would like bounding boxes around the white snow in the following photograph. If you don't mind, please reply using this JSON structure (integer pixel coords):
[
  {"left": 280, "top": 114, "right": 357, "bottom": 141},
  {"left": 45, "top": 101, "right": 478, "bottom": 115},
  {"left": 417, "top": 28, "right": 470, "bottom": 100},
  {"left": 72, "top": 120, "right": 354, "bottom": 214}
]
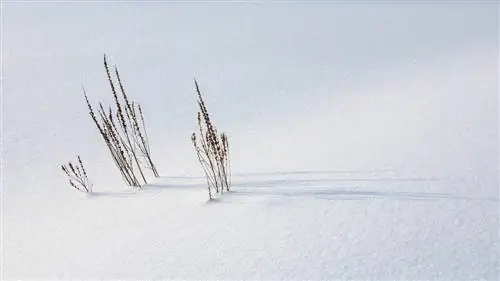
[{"left": 2, "top": 2, "right": 498, "bottom": 280}]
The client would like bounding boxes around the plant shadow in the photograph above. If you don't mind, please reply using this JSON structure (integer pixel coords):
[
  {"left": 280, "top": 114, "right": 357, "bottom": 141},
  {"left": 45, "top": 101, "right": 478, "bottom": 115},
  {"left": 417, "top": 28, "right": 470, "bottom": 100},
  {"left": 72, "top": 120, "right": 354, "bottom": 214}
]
[
  {"left": 142, "top": 182, "right": 207, "bottom": 190},
  {"left": 156, "top": 169, "right": 398, "bottom": 180},
  {"left": 100, "top": 170, "right": 497, "bottom": 203},
  {"left": 229, "top": 189, "right": 497, "bottom": 202},
  {"left": 87, "top": 190, "right": 139, "bottom": 198},
  {"left": 226, "top": 171, "right": 496, "bottom": 203}
]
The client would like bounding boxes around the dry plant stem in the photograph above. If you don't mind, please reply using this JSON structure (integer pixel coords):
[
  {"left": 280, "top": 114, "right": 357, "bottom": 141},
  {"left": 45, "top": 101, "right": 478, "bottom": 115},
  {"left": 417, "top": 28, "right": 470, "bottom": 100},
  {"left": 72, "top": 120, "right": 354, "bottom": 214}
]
[
  {"left": 195, "top": 140, "right": 217, "bottom": 189},
  {"left": 77, "top": 155, "right": 90, "bottom": 187},
  {"left": 192, "top": 134, "right": 213, "bottom": 199},
  {"left": 195, "top": 127, "right": 218, "bottom": 189},
  {"left": 85, "top": 85, "right": 139, "bottom": 187},
  {"left": 82, "top": 54, "right": 159, "bottom": 187},
  {"left": 97, "top": 105, "right": 135, "bottom": 185},
  {"left": 84, "top": 89, "right": 134, "bottom": 186},
  {"left": 195, "top": 83, "right": 217, "bottom": 187},
  {"left": 61, "top": 156, "right": 92, "bottom": 193},
  {"left": 198, "top": 112, "right": 220, "bottom": 191},
  {"left": 103, "top": 106, "right": 140, "bottom": 186},
  {"left": 196, "top": 82, "right": 225, "bottom": 191},
  {"left": 135, "top": 104, "right": 158, "bottom": 177},
  {"left": 198, "top": 108, "right": 220, "bottom": 186},
  {"left": 192, "top": 79, "right": 232, "bottom": 199},
  {"left": 82, "top": 54, "right": 159, "bottom": 186},
  {"left": 137, "top": 105, "right": 159, "bottom": 177},
  {"left": 221, "top": 133, "right": 230, "bottom": 191},
  {"left": 227, "top": 138, "right": 232, "bottom": 189},
  {"left": 104, "top": 56, "right": 147, "bottom": 185},
  {"left": 225, "top": 135, "right": 231, "bottom": 190},
  {"left": 114, "top": 63, "right": 158, "bottom": 178},
  {"left": 100, "top": 114, "right": 138, "bottom": 186},
  {"left": 213, "top": 132, "right": 226, "bottom": 192}
]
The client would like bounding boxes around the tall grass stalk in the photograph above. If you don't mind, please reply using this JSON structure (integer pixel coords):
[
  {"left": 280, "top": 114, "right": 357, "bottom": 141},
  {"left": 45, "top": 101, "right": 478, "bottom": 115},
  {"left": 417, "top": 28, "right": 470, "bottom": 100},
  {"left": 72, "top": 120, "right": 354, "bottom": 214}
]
[
  {"left": 81, "top": 55, "right": 159, "bottom": 187},
  {"left": 191, "top": 79, "right": 231, "bottom": 200}
]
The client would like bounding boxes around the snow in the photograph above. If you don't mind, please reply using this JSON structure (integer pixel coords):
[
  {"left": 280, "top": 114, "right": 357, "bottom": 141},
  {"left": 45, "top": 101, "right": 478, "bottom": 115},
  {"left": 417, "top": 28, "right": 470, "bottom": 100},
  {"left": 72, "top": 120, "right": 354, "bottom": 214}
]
[
  {"left": 3, "top": 172, "right": 498, "bottom": 279},
  {"left": 2, "top": 2, "right": 499, "bottom": 280}
]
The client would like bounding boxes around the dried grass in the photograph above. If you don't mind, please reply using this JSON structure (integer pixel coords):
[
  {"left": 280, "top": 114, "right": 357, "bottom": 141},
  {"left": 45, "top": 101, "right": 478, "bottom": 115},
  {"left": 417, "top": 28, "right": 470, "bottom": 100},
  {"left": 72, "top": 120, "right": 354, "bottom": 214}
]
[
  {"left": 81, "top": 55, "right": 159, "bottom": 187},
  {"left": 61, "top": 155, "right": 93, "bottom": 193},
  {"left": 191, "top": 79, "right": 231, "bottom": 200}
]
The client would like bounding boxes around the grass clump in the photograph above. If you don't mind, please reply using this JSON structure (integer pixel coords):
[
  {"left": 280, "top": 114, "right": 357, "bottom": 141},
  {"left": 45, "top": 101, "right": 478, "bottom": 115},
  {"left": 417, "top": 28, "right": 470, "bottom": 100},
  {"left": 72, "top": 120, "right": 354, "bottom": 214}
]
[
  {"left": 191, "top": 79, "right": 231, "bottom": 200},
  {"left": 82, "top": 54, "right": 159, "bottom": 187},
  {"left": 61, "top": 155, "right": 92, "bottom": 193}
]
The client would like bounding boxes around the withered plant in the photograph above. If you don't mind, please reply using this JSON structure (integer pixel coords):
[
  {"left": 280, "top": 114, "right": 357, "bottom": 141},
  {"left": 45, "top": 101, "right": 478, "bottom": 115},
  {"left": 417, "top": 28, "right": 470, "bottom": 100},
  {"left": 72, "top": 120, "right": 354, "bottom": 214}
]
[
  {"left": 82, "top": 55, "right": 159, "bottom": 187},
  {"left": 61, "top": 155, "right": 93, "bottom": 193},
  {"left": 191, "top": 79, "right": 231, "bottom": 200}
]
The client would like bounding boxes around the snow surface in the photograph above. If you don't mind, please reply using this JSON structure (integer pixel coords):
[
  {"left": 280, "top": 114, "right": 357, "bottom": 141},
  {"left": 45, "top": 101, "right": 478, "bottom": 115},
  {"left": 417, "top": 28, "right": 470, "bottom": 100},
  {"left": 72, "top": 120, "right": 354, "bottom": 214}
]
[
  {"left": 3, "top": 171, "right": 499, "bottom": 279},
  {"left": 2, "top": 2, "right": 499, "bottom": 280}
]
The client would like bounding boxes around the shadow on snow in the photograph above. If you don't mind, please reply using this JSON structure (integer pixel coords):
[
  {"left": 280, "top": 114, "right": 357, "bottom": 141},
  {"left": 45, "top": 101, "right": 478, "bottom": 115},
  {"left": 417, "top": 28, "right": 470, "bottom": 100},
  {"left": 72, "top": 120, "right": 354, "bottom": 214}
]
[{"left": 97, "top": 170, "right": 497, "bottom": 202}]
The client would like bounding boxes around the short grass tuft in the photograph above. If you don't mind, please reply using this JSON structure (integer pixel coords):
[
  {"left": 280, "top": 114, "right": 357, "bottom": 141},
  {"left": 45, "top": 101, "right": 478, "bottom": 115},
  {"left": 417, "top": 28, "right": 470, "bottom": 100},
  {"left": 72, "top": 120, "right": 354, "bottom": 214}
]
[{"left": 61, "top": 155, "right": 93, "bottom": 193}]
